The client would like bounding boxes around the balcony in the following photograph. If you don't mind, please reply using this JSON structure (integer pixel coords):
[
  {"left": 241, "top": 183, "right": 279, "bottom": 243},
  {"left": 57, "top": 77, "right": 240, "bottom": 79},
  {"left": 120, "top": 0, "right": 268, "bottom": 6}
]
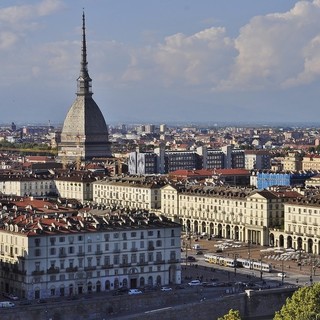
[
  {"left": 147, "top": 246, "right": 155, "bottom": 251},
  {"left": 113, "top": 249, "right": 120, "bottom": 253},
  {"left": 120, "top": 262, "right": 131, "bottom": 268},
  {"left": 101, "top": 264, "right": 113, "bottom": 269},
  {"left": 130, "top": 248, "right": 138, "bottom": 252},
  {"left": 137, "top": 261, "right": 148, "bottom": 266},
  {"left": 59, "top": 252, "right": 67, "bottom": 258},
  {"left": 84, "top": 266, "right": 96, "bottom": 271},
  {"left": 47, "top": 267, "right": 60, "bottom": 274},
  {"left": 154, "top": 260, "right": 165, "bottom": 265},
  {"left": 66, "top": 266, "right": 78, "bottom": 273},
  {"left": 32, "top": 270, "right": 45, "bottom": 276},
  {"left": 77, "top": 252, "right": 85, "bottom": 256},
  {"left": 167, "top": 259, "right": 180, "bottom": 264},
  {"left": 95, "top": 250, "right": 103, "bottom": 255}
]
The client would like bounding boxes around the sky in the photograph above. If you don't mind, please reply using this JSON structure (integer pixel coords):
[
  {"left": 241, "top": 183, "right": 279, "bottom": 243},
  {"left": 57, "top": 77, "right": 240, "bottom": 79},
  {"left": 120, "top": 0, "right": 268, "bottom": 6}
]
[{"left": 1, "top": 0, "right": 320, "bottom": 126}]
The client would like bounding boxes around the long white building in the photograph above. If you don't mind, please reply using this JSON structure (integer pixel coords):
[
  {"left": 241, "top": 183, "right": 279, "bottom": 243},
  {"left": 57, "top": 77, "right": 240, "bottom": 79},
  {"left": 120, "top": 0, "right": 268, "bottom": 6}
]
[{"left": 0, "top": 208, "right": 181, "bottom": 300}]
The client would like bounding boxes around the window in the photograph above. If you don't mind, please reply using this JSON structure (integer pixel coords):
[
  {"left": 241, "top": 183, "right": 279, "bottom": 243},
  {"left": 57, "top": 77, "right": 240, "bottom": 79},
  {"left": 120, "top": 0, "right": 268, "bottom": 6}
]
[
  {"left": 114, "top": 233, "right": 119, "bottom": 239},
  {"left": 35, "top": 238, "right": 41, "bottom": 247},
  {"left": 50, "top": 238, "right": 56, "bottom": 246},
  {"left": 122, "top": 233, "right": 127, "bottom": 240},
  {"left": 68, "top": 247, "right": 74, "bottom": 254},
  {"left": 35, "top": 249, "right": 41, "bottom": 257},
  {"left": 148, "top": 252, "right": 153, "bottom": 262},
  {"left": 156, "top": 240, "right": 162, "bottom": 247},
  {"left": 105, "top": 243, "right": 109, "bottom": 251},
  {"left": 148, "top": 231, "right": 153, "bottom": 236},
  {"left": 78, "top": 235, "right": 83, "bottom": 241},
  {"left": 140, "top": 241, "right": 145, "bottom": 249},
  {"left": 171, "top": 239, "right": 175, "bottom": 246},
  {"left": 114, "top": 255, "right": 119, "bottom": 265},
  {"left": 50, "top": 248, "right": 56, "bottom": 255},
  {"left": 123, "top": 242, "right": 127, "bottom": 250},
  {"left": 131, "top": 232, "right": 137, "bottom": 238},
  {"left": 59, "top": 237, "right": 65, "bottom": 243},
  {"left": 139, "top": 253, "right": 145, "bottom": 263}
]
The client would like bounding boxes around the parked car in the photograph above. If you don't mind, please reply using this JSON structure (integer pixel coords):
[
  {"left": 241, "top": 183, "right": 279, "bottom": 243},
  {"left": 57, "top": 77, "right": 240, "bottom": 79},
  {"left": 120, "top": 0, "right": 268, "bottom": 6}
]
[
  {"left": 128, "top": 289, "right": 142, "bottom": 295},
  {"left": 188, "top": 280, "right": 202, "bottom": 286},
  {"left": 187, "top": 256, "right": 196, "bottom": 262},
  {"left": 8, "top": 294, "right": 19, "bottom": 301},
  {"left": 113, "top": 287, "right": 129, "bottom": 295},
  {"left": 196, "top": 251, "right": 203, "bottom": 255},
  {"left": 161, "top": 287, "right": 172, "bottom": 291},
  {"left": 0, "top": 301, "right": 15, "bottom": 308}
]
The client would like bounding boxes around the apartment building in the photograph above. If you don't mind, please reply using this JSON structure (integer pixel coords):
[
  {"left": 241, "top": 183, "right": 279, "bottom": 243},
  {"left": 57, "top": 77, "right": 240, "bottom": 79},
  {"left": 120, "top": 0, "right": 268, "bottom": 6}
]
[
  {"left": 271, "top": 196, "right": 320, "bottom": 255},
  {"left": 161, "top": 184, "right": 300, "bottom": 246},
  {"left": 0, "top": 174, "right": 56, "bottom": 197},
  {"left": 92, "top": 178, "right": 162, "bottom": 210},
  {"left": 0, "top": 209, "right": 181, "bottom": 300},
  {"left": 303, "top": 155, "right": 320, "bottom": 171},
  {"left": 54, "top": 173, "right": 96, "bottom": 202}
]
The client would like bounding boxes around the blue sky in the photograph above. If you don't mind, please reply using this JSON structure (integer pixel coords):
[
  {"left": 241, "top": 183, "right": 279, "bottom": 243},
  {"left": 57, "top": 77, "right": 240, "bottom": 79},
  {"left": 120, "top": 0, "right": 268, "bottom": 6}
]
[{"left": 1, "top": 0, "right": 320, "bottom": 126}]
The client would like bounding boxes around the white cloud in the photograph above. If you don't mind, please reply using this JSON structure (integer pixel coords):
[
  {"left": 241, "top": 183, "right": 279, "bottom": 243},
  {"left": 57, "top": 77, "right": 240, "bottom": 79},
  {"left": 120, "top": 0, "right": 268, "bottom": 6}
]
[{"left": 113, "top": 0, "right": 320, "bottom": 92}]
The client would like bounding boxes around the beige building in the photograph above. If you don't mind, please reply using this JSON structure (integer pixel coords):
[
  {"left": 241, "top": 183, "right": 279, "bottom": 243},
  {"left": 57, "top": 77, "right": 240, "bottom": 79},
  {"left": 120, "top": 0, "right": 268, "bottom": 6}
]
[
  {"left": 0, "top": 209, "right": 181, "bottom": 300},
  {"left": 54, "top": 174, "right": 95, "bottom": 202},
  {"left": 302, "top": 155, "right": 320, "bottom": 171},
  {"left": 161, "top": 184, "right": 300, "bottom": 246},
  {"left": 270, "top": 196, "right": 320, "bottom": 254},
  {"left": 282, "top": 152, "right": 302, "bottom": 171},
  {"left": 0, "top": 175, "right": 56, "bottom": 197},
  {"left": 93, "top": 179, "right": 162, "bottom": 210}
]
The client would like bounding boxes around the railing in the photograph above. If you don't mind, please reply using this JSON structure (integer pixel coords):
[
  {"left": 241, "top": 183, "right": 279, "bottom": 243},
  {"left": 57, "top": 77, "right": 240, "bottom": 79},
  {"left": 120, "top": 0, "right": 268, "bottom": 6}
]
[
  {"left": 147, "top": 246, "right": 155, "bottom": 251},
  {"left": 95, "top": 250, "right": 103, "bottom": 255},
  {"left": 153, "top": 260, "right": 165, "bottom": 265},
  {"left": 66, "top": 266, "right": 78, "bottom": 273},
  {"left": 47, "top": 267, "right": 60, "bottom": 274},
  {"left": 77, "top": 252, "right": 85, "bottom": 256},
  {"left": 120, "top": 263, "right": 131, "bottom": 268},
  {"left": 137, "top": 261, "right": 148, "bottom": 266},
  {"left": 101, "top": 264, "right": 113, "bottom": 269},
  {"left": 167, "top": 259, "right": 180, "bottom": 264},
  {"left": 32, "top": 270, "right": 45, "bottom": 276},
  {"left": 130, "top": 248, "right": 138, "bottom": 252},
  {"left": 113, "top": 249, "right": 120, "bottom": 253},
  {"left": 59, "top": 252, "right": 67, "bottom": 258},
  {"left": 84, "top": 266, "right": 96, "bottom": 271}
]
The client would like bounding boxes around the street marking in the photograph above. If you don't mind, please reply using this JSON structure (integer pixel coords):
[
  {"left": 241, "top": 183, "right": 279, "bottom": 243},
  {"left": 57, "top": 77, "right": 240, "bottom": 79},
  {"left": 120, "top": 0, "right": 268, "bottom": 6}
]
[{"left": 145, "top": 307, "right": 172, "bottom": 314}]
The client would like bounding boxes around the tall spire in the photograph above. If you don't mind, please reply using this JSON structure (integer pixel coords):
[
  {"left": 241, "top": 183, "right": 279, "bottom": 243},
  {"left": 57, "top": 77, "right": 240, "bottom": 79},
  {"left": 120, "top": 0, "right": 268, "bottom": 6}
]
[{"left": 77, "top": 11, "right": 92, "bottom": 96}]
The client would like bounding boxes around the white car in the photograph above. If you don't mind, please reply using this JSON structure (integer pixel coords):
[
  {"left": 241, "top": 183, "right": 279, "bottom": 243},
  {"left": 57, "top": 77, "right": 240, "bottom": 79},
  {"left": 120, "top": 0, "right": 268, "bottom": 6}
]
[
  {"left": 128, "top": 289, "right": 142, "bottom": 295},
  {"left": 161, "top": 287, "right": 172, "bottom": 291},
  {"left": 188, "top": 280, "right": 202, "bottom": 286},
  {"left": 277, "top": 272, "right": 287, "bottom": 278}
]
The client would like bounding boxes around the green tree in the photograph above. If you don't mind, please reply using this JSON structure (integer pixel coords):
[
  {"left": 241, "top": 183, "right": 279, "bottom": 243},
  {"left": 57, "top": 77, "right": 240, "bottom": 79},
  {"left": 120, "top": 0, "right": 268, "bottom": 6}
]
[
  {"left": 274, "top": 283, "right": 320, "bottom": 320},
  {"left": 218, "top": 309, "right": 242, "bottom": 320}
]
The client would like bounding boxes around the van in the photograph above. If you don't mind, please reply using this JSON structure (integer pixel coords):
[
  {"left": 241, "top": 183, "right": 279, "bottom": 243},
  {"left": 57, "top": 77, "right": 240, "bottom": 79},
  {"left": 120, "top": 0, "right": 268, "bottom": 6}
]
[
  {"left": 193, "top": 244, "right": 201, "bottom": 250},
  {"left": 0, "top": 301, "right": 15, "bottom": 308}
]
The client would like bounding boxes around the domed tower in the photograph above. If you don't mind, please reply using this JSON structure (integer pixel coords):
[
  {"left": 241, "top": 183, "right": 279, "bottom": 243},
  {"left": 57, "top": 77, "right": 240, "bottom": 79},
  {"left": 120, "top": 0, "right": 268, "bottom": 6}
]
[{"left": 58, "top": 12, "right": 112, "bottom": 162}]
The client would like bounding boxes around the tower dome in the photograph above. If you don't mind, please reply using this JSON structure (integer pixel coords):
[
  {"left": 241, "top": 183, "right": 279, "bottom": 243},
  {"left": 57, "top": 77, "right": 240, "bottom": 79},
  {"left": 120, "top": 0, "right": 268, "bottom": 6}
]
[{"left": 58, "top": 12, "right": 112, "bottom": 161}]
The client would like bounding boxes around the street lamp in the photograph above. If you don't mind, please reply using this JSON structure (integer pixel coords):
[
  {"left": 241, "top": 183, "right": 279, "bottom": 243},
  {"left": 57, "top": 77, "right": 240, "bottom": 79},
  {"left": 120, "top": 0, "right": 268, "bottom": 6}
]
[
  {"left": 260, "top": 254, "right": 263, "bottom": 280},
  {"left": 234, "top": 254, "right": 238, "bottom": 277}
]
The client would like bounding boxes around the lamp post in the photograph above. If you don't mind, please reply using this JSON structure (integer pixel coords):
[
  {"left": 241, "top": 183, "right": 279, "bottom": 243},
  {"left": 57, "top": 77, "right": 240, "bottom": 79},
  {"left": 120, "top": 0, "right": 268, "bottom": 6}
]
[
  {"left": 260, "top": 254, "right": 263, "bottom": 280},
  {"left": 281, "top": 259, "right": 284, "bottom": 285},
  {"left": 234, "top": 254, "right": 238, "bottom": 277}
]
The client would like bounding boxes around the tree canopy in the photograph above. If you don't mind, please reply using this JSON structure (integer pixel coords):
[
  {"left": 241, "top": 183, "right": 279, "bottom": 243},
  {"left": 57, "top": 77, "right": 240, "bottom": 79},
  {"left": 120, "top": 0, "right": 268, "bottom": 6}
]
[
  {"left": 218, "top": 309, "right": 242, "bottom": 320},
  {"left": 274, "top": 283, "right": 320, "bottom": 320}
]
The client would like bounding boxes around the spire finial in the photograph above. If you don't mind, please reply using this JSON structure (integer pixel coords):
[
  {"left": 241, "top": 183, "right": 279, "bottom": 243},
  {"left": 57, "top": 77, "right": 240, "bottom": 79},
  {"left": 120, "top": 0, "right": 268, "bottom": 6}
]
[{"left": 77, "top": 10, "right": 92, "bottom": 96}]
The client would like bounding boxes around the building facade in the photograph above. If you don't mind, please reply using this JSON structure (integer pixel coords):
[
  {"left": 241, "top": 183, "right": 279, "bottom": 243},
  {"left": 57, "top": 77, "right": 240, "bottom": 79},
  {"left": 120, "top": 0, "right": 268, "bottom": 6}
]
[
  {"left": 93, "top": 178, "right": 162, "bottom": 210},
  {"left": 161, "top": 184, "right": 300, "bottom": 246},
  {"left": 0, "top": 209, "right": 181, "bottom": 299}
]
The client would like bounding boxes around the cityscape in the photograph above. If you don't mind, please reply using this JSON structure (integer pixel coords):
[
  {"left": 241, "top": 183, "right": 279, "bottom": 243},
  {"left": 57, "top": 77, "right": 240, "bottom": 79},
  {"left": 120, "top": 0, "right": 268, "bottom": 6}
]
[{"left": 2, "top": 1, "right": 320, "bottom": 320}]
